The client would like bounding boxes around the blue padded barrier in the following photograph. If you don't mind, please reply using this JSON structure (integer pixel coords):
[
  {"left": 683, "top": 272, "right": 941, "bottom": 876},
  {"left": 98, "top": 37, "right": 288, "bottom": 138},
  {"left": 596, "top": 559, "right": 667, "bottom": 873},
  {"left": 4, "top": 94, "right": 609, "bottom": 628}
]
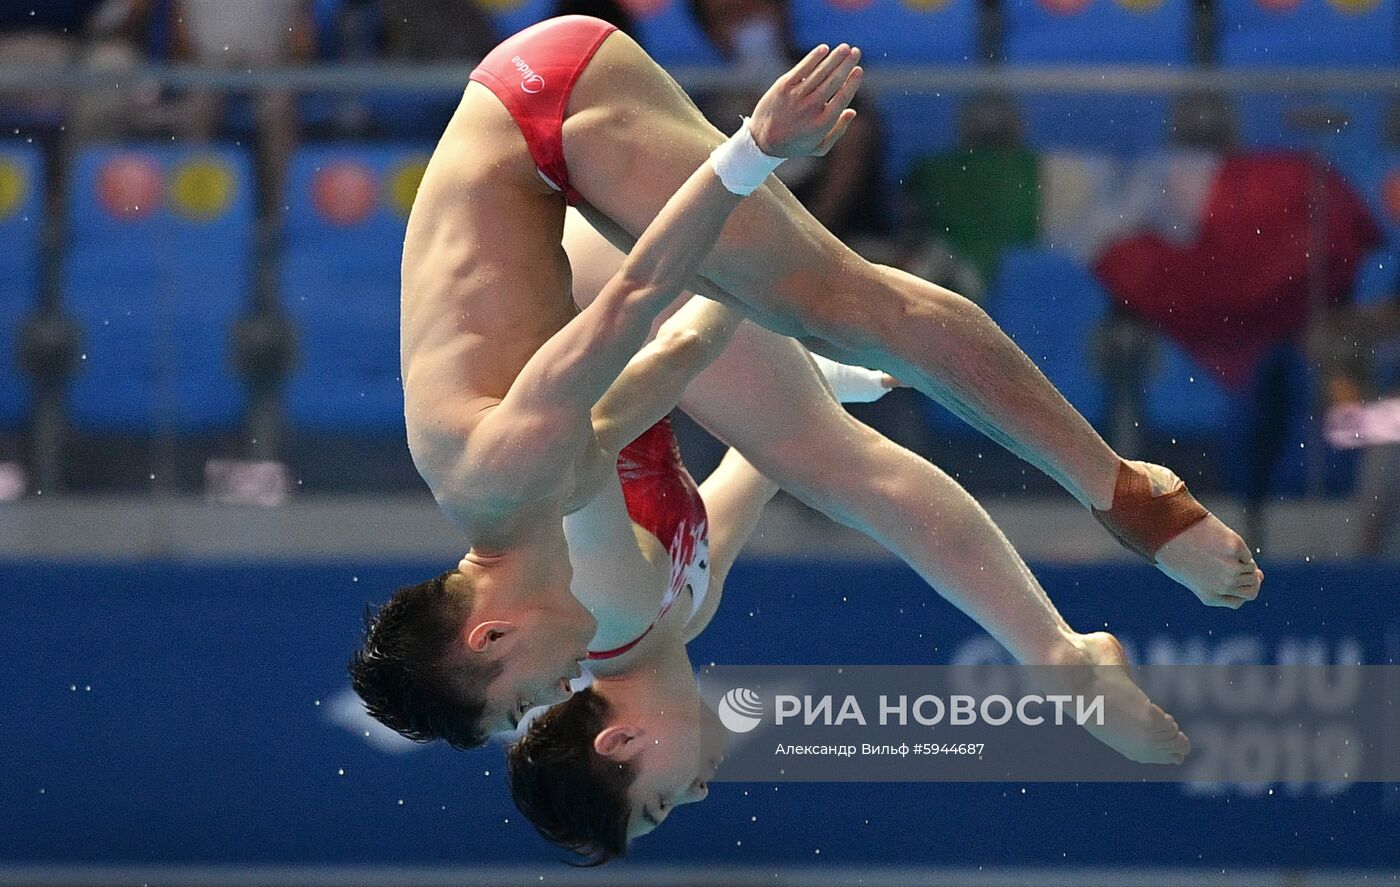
[{"left": 2, "top": 558, "right": 1397, "bottom": 867}]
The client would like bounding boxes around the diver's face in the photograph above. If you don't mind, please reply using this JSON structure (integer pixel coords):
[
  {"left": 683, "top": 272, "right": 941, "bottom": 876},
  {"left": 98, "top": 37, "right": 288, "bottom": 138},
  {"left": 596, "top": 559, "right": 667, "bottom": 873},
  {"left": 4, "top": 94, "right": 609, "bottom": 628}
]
[
  {"left": 478, "top": 585, "right": 597, "bottom": 735},
  {"left": 623, "top": 705, "right": 728, "bottom": 839}
]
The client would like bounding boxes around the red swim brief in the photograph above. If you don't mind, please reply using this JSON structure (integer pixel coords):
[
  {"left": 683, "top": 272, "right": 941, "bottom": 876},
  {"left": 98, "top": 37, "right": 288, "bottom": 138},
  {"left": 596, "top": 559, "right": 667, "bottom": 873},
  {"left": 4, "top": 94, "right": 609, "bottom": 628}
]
[{"left": 468, "top": 16, "right": 618, "bottom": 206}]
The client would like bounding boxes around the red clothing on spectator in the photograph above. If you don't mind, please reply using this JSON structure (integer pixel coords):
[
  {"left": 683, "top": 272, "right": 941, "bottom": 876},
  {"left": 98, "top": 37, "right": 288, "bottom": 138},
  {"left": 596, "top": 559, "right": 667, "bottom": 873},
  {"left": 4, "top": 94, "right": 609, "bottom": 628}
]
[{"left": 1095, "top": 152, "right": 1380, "bottom": 389}]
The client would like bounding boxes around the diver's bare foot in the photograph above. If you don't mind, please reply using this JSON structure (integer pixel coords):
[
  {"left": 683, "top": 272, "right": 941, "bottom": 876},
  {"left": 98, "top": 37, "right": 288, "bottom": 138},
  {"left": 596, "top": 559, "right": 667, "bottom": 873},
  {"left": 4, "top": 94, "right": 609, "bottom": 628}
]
[
  {"left": 1134, "top": 462, "right": 1264, "bottom": 609},
  {"left": 1054, "top": 631, "right": 1190, "bottom": 765}
]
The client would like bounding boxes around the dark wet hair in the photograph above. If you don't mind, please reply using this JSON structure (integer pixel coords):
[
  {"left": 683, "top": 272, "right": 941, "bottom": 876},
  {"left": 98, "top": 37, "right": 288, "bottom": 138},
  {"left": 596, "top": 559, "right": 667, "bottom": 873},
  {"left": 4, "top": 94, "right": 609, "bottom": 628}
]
[
  {"left": 507, "top": 688, "right": 637, "bottom": 864},
  {"left": 349, "top": 570, "right": 503, "bottom": 750}
]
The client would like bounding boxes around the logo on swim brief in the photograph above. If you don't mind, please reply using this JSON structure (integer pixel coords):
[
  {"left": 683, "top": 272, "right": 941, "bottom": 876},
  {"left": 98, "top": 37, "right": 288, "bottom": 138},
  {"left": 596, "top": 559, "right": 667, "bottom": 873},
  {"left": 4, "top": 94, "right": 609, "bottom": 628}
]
[
  {"left": 511, "top": 55, "right": 545, "bottom": 94},
  {"left": 718, "top": 687, "right": 765, "bottom": 733}
]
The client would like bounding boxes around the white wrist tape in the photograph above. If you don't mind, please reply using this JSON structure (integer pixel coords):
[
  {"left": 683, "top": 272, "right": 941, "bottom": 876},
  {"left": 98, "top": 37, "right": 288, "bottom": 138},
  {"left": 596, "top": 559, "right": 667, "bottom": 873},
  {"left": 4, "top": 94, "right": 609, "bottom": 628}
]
[
  {"left": 709, "top": 117, "right": 784, "bottom": 196},
  {"left": 812, "top": 353, "right": 891, "bottom": 403}
]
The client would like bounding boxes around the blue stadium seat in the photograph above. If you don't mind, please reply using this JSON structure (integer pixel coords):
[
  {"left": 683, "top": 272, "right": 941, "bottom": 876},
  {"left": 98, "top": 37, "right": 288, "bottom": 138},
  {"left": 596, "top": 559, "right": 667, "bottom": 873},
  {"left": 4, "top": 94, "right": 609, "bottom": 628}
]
[
  {"left": 1341, "top": 151, "right": 1400, "bottom": 312},
  {"left": 1349, "top": 150, "right": 1400, "bottom": 243},
  {"left": 633, "top": 1, "right": 725, "bottom": 66},
  {"left": 792, "top": 0, "right": 973, "bottom": 179},
  {"left": 63, "top": 146, "right": 252, "bottom": 434},
  {"left": 986, "top": 247, "right": 1109, "bottom": 426},
  {"left": 1339, "top": 152, "right": 1400, "bottom": 309},
  {"left": 488, "top": 0, "right": 556, "bottom": 45},
  {"left": 1230, "top": 92, "right": 1386, "bottom": 178},
  {"left": 0, "top": 144, "right": 43, "bottom": 429},
  {"left": 1017, "top": 92, "right": 1175, "bottom": 154},
  {"left": 1143, "top": 336, "right": 1231, "bottom": 438},
  {"left": 488, "top": 0, "right": 722, "bottom": 65},
  {"left": 282, "top": 145, "right": 425, "bottom": 435},
  {"left": 1354, "top": 247, "right": 1398, "bottom": 307},
  {"left": 1219, "top": 0, "right": 1397, "bottom": 67},
  {"left": 1003, "top": 0, "right": 1192, "bottom": 152},
  {"left": 879, "top": 94, "right": 961, "bottom": 184},
  {"left": 1007, "top": 0, "right": 1191, "bottom": 63},
  {"left": 792, "top": 0, "right": 978, "bottom": 64},
  {"left": 1219, "top": 0, "right": 1395, "bottom": 163}
]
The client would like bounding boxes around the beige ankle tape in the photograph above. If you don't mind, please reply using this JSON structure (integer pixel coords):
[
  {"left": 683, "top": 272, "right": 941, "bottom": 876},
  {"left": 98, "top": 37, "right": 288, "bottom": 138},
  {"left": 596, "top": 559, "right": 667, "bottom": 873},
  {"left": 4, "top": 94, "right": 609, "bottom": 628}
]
[{"left": 1091, "top": 461, "right": 1210, "bottom": 564}]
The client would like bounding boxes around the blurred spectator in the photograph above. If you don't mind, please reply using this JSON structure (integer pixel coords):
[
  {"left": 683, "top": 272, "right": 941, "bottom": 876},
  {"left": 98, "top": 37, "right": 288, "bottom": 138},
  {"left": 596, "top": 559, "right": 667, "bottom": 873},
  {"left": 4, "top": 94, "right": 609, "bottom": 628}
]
[
  {"left": 316, "top": 0, "right": 497, "bottom": 137},
  {"left": 686, "top": 0, "right": 937, "bottom": 458},
  {"left": 0, "top": 1, "right": 103, "bottom": 74},
  {"left": 1319, "top": 290, "right": 1400, "bottom": 555},
  {"left": 0, "top": 0, "right": 151, "bottom": 140},
  {"left": 552, "top": 0, "right": 636, "bottom": 40},
  {"left": 166, "top": 0, "right": 317, "bottom": 214},
  {"left": 904, "top": 147, "right": 1035, "bottom": 299},
  {"left": 1096, "top": 151, "right": 1381, "bottom": 546},
  {"left": 687, "top": 0, "right": 889, "bottom": 243},
  {"left": 367, "top": 0, "right": 497, "bottom": 61}
]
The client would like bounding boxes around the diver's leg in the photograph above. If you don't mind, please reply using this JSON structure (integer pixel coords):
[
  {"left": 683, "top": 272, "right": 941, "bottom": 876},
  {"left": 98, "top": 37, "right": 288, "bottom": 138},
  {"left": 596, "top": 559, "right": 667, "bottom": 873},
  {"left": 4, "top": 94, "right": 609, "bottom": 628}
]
[
  {"left": 561, "top": 35, "right": 1260, "bottom": 607},
  {"left": 564, "top": 215, "right": 1190, "bottom": 763}
]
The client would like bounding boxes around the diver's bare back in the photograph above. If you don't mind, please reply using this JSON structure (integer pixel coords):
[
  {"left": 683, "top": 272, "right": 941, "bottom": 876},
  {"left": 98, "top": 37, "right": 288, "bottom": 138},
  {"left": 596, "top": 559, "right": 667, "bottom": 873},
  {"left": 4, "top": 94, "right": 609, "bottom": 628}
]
[{"left": 400, "top": 83, "right": 576, "bottom": 503}]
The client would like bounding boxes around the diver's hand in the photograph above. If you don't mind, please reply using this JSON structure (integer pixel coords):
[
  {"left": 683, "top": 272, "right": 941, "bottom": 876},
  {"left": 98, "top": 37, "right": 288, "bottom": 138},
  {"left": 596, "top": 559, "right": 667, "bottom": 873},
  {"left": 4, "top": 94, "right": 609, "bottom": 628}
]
[{"left": 749, "top": 43, "right": 863, "bottom": 159}]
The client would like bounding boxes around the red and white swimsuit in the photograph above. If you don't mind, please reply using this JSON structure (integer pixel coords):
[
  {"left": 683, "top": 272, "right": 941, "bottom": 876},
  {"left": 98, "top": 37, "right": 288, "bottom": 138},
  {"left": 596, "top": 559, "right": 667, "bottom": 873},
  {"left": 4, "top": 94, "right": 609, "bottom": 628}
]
[
  {"left": 588, "top": 417, "right": 711, "bottom": 661},
  {"left": 468, "top": 15, "right": 618, "bottom": 206}
]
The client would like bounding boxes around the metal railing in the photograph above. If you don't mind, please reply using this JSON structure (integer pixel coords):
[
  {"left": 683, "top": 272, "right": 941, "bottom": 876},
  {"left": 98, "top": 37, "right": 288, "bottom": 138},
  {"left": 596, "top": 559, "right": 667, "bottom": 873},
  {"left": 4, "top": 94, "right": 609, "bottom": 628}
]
[{"left": 1, "top": 62, "right": 1400, "bottom": 95}]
